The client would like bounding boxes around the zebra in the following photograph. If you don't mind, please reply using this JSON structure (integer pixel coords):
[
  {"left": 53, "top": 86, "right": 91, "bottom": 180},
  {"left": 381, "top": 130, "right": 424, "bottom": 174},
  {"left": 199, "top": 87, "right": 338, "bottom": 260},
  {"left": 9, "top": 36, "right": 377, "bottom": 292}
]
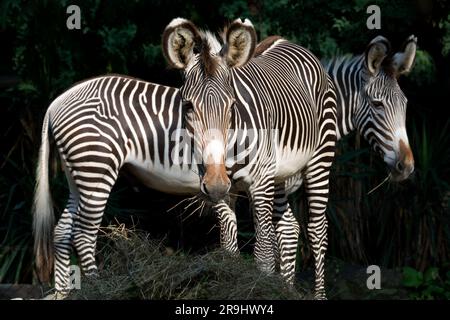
[
  {"left": 33, "top": 74, "right": 244, "bottom": 294},
  {"left": 162, "top": 17, "right": 338, "bottom": 299},
  {"left": 276, "top": 34, "right": 418, "bottom": 289}
]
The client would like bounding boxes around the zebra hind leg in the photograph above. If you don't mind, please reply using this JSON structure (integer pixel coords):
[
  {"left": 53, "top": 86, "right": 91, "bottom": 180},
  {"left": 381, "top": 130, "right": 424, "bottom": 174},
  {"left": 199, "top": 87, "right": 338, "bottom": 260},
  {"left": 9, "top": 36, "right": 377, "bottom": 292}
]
[
  {"left": 272, "top": 186, "right": 299, "bottom": 285},
  {"left": 53, "top": 194, "right": 77, "bottom": 294},
  {"left": 71, "top": 166, "right": 119, "bottom": 278}
]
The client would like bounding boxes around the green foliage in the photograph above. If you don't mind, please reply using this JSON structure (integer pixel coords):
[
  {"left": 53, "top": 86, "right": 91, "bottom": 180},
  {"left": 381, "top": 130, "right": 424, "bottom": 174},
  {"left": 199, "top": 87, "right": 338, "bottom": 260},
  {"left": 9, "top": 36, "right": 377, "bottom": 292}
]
[
  {"left": 409, "top": 50, "right": 436, "bottom": 87},
  {"left": 402, "top": 266, "right": 424, "bottom": 288},
  {"left": 440, "top": 14, "right": 450, "bottom": 56},
  {"left": 142, "top": 43, "right": 163, "bottom": 66},
  {"left": 0, "top": 159, "right": 35, "bottom": 283},
  {"left": 412, "top": 119, "right": 450, "bottom": 201},
  {"left": 98, "top": 24, "right": 138, "bottom": 73},
  {"left": 402, "top": 265, "right": 450, "bottom": 299}
]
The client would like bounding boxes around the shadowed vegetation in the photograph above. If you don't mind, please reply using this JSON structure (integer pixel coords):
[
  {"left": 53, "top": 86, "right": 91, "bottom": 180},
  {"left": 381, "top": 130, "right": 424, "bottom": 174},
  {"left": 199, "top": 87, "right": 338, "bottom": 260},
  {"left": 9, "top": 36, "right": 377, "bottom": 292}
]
[{"left": 68, "top": 225, "right": 305, "bottom": 300}]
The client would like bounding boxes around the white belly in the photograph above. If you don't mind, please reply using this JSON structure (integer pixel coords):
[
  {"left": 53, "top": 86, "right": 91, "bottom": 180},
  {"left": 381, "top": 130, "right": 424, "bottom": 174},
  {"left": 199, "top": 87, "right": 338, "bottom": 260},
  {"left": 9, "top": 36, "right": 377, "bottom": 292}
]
[
  {"left": 274, "top": 146, "right": 315, "bottom": 183},
  {"left": 124, "top": 159, "right": 200, "bottom": 195}
]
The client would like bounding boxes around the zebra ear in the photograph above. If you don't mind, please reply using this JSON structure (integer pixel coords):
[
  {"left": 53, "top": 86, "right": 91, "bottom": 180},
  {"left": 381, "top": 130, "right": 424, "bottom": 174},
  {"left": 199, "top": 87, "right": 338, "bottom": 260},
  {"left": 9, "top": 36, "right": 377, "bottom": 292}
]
[
  {"left": 392, "top": 35, "right": 417, "bottom": 76},
  {"left": 162, "top": 18, "right": 201, "bottom": 69},
  {"left": 365, "top": 36, "right": 390, "bottom": 75},
  {"left": 222, "top": 18, "right": 257, "bottom": 68}
]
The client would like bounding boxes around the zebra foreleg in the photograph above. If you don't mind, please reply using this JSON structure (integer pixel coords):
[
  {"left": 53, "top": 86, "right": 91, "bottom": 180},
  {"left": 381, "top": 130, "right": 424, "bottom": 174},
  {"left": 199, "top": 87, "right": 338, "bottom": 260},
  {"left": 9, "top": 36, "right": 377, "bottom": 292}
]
[
  {"left": 53, "top": 195, "right": 77, "bottom": 293},
  {"left": 249, "top": 179, "right": 277, "bottom": 274},
  {"left": 272, "top": 187, "right": 299, "bottom": 285},
  {"left": 214, "top": 200, "right": 239, "bottom": 255}
]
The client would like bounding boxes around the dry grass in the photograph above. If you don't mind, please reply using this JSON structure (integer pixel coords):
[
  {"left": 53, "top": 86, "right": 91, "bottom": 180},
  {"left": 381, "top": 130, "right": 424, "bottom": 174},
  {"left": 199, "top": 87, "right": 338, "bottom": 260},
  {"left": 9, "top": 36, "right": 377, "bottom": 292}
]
[{"left": 68, "top": 225, "right": 307, "bottom": 300}]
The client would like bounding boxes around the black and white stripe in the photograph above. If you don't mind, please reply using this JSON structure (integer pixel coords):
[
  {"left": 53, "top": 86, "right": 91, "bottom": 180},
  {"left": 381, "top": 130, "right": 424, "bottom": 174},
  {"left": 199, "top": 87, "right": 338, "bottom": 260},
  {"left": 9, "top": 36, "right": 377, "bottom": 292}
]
[
  {"left": 162, "top": 18, "right": 338, "bottom": 299},
  {"left": 276, "top": 35, "right": 417, "bottom": 295},
  {"left": 33, "top": 75, "right": 210, "bottom": 292}
]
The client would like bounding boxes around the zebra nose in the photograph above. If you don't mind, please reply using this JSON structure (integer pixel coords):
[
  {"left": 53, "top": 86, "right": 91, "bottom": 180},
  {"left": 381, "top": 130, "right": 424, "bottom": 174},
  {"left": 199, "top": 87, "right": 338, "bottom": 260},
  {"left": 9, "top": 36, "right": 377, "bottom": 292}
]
[
  {"left": 393, "top": 159, "right": 414, "bottom": 181},
  {"left": 393, "top": 139, "right": 414, "bottom": 180},
  {"left": 200, "top": 179, "right": 231, "bottom": 202},
  {"left": 396, "top": 161, "right": 404, "bottom": 172}
]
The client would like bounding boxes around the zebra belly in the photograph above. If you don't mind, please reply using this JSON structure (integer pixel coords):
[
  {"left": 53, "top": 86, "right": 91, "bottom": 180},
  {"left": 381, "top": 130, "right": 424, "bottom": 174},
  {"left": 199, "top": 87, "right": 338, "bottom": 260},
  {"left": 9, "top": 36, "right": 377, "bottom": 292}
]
[
  {"left": 124, "top": 160, "right": 200, "bottom": 195},
  {"left": 274, "top": 147, "right": 315, "bottom": 183}
]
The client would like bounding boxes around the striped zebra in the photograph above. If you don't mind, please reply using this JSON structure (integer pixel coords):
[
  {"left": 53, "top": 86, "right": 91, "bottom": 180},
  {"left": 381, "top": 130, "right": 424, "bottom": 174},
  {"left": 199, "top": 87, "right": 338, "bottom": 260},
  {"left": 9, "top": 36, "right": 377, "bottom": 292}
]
[
  {"left": 278, "top": 34, "right": 418, "bottom": 290},
  {"left": 33, "top": 74, "right": 243, "bottom": 294},
  {"left": 162, "top": 18, "right": 338, "bottom": 299},
  {"left": 214, "top": 33, "right": 418, "bottom": 295}
]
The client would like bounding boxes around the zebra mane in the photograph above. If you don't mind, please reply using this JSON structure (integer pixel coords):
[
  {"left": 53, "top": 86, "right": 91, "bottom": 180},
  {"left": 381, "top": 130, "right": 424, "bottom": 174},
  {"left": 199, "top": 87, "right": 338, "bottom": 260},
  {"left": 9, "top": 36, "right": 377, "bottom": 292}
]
[
  {"left": 254, "top": 36, "right": 284, "bottom": 57},
  {"left": 197, "top": 30, "right": 222, "bottom": 76},
  {"left": 200, "top": 30, "right": 222, "bottom": 54},
  {"left": 321, "top": 54, "right": 359, "bottom": 71},
  {"left": 323, "top": 53, "right": 397, "bottom": 79}
]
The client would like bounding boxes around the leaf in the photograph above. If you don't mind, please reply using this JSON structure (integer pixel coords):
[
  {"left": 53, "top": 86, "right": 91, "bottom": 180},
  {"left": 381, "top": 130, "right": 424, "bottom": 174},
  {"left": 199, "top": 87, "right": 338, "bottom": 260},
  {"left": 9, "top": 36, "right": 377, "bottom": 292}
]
[
  {"left": 17, "top": 82, "right": 38, "bottom": 94},
  {"left": 402, "top": 267, "right": 424, "bottom": 288},
  {"left": 142, "top": 43, "right": 162, "bottom": 65},
  {"left": 379, "top": 288, "right": 398, "bottom": 295},
  {"left": 424, "top": 267, "right": 440, "bottom": 284}
]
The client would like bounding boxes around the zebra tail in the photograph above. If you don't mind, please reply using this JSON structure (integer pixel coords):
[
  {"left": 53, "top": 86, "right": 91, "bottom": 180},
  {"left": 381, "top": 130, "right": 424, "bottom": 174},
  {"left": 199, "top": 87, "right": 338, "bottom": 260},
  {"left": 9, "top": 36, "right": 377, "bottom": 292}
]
[{"left": 32, "top": 109, "right": 55, "bottom": 283}]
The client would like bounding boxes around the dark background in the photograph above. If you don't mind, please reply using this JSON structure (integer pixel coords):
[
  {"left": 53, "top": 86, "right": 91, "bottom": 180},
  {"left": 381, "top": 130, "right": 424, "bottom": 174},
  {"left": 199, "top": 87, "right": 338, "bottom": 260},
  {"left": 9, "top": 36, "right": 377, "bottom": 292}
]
[{"left": 0, "top": 0, "right": 449, "bottom": 298}]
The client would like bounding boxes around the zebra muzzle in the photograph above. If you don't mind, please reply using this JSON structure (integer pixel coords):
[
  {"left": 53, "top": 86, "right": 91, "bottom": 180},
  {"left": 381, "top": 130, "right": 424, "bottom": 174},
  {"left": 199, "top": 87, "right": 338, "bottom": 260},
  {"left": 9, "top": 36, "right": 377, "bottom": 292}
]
[
  {"left": 392, "top": 139, "right": 414, "bottom": 181},
  {"left": 201, "top": 164, "right": 231, "bottom": 203}
]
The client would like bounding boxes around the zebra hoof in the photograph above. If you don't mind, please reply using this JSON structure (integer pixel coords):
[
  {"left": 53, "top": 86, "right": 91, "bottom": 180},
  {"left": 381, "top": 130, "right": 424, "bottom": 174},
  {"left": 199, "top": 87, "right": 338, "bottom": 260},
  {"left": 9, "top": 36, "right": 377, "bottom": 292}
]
[
  {"left": 314, "top": 292, "right": 327, "bottom": 300},
  {"left": 225, "top": 248, "right": 239, "bottom": 258},
  {"left": 43, "top": 291, "right": 69, "bottom": 300},
  {"left": 85, "top": 270, "right": 99, "bottom": 278},
  {"left": 256, "top": 262, "right": 276, "bottom": 275}
]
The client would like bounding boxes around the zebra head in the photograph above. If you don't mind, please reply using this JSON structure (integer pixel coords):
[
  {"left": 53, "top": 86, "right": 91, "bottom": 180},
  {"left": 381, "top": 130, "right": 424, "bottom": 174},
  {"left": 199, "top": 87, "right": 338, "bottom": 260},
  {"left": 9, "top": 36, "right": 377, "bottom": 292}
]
[
  {"left": 355, "top": 35, "right": 417, "bottom": 181},
  {"left": 162, "top": 18, "right": 257, "bottom": 202}
]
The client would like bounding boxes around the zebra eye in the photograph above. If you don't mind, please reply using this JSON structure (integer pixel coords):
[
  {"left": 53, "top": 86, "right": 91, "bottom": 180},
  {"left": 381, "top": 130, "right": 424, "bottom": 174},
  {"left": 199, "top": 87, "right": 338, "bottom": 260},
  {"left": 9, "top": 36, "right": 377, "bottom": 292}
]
[{"left": 371, "top": 100, "right": 384, "bottom": 109}]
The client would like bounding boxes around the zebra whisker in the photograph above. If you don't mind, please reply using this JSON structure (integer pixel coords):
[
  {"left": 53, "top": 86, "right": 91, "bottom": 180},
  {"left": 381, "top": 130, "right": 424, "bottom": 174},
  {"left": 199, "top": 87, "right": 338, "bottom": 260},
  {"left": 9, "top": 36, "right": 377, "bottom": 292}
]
[
  {"left": 199, "top": 200, "right": 207, "bottom": 217},
  {"left": 167, "top": 195, "right": 197, "bottom": 213},
  {"left": 182, "top": 199, "right": 206, "bottom": 222},
  {"left": 182, "top": 195, "right": 201, "bottom": 211},
  {"left": 367, "top": 173, "right": 391, "bottom": 195},
  {"left": 229, "top": 192, "right": 247, "bottom": 199}
]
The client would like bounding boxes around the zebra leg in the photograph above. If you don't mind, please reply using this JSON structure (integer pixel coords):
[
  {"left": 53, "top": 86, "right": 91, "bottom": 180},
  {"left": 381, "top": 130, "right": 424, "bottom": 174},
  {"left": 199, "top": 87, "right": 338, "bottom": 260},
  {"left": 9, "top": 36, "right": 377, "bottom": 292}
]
[
  {"left": 214, "top": 200, "right": 239, "bottom": 255},
  {"left": 249, "top": 179, "right": 277, "bottom": 274},
  {"left": 272, "top": 186, "right": 299, "bottom": 285},
  {"left": 53, "top": 194, "right": 77, "bottom": 293},
  {"left": 304, "top": 167, "right": 331, "bottom": 299},
  {"left": 71, "top": 166, "right": 119, "bottom": 277},
  {"left": 72, "top": 195, "right": 110, "bottom": 276}
]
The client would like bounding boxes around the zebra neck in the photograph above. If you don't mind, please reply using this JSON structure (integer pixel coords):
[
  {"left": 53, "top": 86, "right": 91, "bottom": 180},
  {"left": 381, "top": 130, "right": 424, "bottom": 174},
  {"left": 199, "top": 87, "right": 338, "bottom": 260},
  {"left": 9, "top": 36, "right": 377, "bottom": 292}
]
[{"left": 324, "top": 55, "right": 365, "bottom": 141}]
